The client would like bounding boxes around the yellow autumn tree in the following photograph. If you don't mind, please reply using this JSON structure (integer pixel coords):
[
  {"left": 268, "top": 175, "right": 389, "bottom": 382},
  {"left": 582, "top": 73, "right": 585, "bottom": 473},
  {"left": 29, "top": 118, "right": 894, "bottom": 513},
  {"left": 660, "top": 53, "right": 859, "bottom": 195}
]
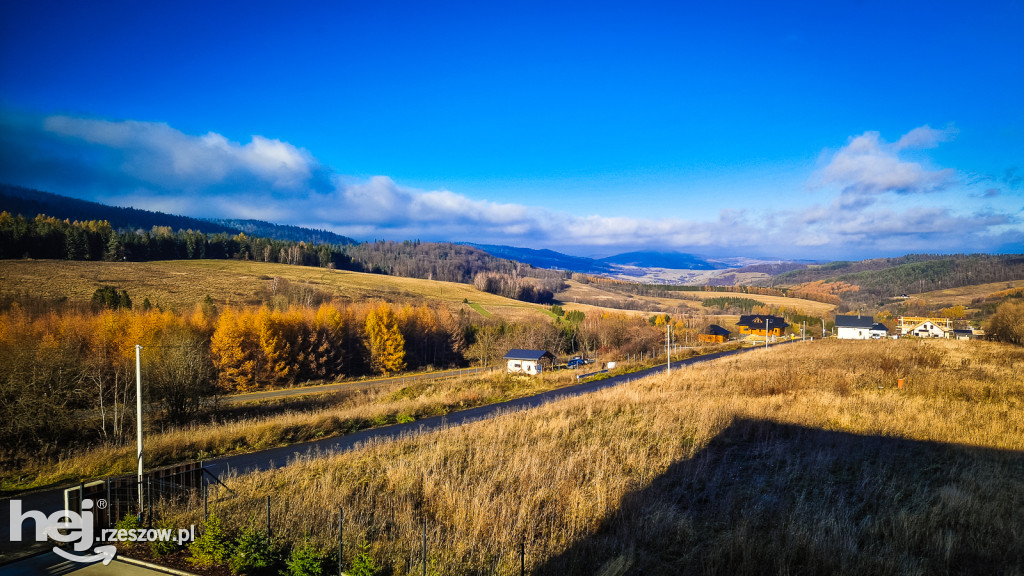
[
  {"left": 364, "top": 302, "right": 406, "bottom": 376},
  {"left": 210, "top": 308, "right": 261, "bottom": 392},
  {"left": 256, "top": 306, "right": 301, "bottom": 386},
  {"left": 305, "top": 303, "right": 345, "bottom": 378}
]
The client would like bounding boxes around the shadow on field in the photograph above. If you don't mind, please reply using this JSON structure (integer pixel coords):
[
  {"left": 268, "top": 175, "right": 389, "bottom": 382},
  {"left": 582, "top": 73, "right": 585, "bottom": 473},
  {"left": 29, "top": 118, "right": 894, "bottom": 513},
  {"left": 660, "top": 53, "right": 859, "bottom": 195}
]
[{"left": 535, "top": 418, "right": 1024, "bottom": 576}]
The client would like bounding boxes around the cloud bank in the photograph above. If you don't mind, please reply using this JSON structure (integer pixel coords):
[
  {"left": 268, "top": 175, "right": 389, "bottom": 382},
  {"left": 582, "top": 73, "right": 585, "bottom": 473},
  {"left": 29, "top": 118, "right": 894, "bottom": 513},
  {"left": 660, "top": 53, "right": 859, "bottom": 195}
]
[{"left": 0, "top": 110, "right": 1018, "bottom": 259}]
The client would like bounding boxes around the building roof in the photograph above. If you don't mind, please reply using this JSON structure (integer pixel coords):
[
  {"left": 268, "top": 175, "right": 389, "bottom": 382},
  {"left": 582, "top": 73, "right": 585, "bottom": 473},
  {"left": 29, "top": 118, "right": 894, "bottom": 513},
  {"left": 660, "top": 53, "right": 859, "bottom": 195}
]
[
  {"left": 912, "top": 320, "right": 949, "bottom": 332},
  {"left": 736, "top": 315, "right": 790, "bottom": 329},
  {"left": 701, "top": 324, "right": 731, "bottom": 336},
  {"left": 503, "top": 349, "right": 555, "bottom": 361},
  {"left": 870, "top": 323, "right": 889, "bottom": 332},
  {"left": 835, "top": 315, "right": 875, "bottom": 329}
]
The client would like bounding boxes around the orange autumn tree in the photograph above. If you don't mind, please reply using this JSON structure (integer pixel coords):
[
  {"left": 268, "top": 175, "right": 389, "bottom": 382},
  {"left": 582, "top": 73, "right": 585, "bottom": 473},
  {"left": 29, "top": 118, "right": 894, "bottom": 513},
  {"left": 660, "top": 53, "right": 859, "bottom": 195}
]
[
  {"left": 210, "top": 308, "right": 261, "bottom": 392},
  {"left": 364, "top": 302, "right": 406, "bottom": 376}
]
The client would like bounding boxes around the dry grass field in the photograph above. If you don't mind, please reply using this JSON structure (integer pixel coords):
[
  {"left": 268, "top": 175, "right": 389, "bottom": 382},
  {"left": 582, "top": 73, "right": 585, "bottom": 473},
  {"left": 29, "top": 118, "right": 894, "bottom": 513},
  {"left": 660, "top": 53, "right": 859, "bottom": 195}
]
[
  {"left": 158, "top": 338, "right": 1024, "bottom": 575},
  {"left": 557, "top": 279, "right": 836, "bottom": 316},
  {"left": 0, "top": 259, "right": 547, "bottom": 320},
  {"left": 2, "top": 367, "right": 594, "bottom": 491},
  {"left": 910, "top": 279, "right": 1024, "bottom": 307}
]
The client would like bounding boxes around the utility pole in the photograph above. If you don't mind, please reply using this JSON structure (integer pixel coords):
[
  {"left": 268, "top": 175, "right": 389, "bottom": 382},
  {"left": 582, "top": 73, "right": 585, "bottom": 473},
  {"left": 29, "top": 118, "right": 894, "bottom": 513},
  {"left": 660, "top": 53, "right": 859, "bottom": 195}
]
[
  {"left": 666, "top": 323, "right": 671, "bottom": 374},
  {"left": 765, "top": 318, "right": 770, "bottom": 350},
  {"left": 135, "top": 344, "right": 144, "bottom": 514}
]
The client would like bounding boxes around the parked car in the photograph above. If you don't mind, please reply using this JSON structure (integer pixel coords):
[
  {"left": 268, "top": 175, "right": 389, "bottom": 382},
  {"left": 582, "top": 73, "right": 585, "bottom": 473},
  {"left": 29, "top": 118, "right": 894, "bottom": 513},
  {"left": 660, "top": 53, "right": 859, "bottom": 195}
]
[{"left": 567, "top": 357, "right": 594, "bottom": 369}]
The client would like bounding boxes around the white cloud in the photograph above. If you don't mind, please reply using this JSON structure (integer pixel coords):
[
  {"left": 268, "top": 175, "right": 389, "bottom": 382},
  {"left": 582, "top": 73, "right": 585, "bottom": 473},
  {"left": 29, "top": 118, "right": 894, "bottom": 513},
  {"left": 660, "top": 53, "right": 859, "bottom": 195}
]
[
  {"left": 895, "top": 125, "right": 958, "bottom": 150},
  {"left": 815, "top": 127, "right": 956, "bottom": 198},
  {"left": 43, "top": 116, "right": 319, "bottom": 191},
  {"left": 1, "top": 110, "right": 1019, "bottom": 258}
]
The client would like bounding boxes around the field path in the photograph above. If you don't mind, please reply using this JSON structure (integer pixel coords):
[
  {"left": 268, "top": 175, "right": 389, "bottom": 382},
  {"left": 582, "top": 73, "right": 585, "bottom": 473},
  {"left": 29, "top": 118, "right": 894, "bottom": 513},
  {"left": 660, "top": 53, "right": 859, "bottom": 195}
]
[{"left": 1, "top": 340, "right": 799, "bottom": 566}]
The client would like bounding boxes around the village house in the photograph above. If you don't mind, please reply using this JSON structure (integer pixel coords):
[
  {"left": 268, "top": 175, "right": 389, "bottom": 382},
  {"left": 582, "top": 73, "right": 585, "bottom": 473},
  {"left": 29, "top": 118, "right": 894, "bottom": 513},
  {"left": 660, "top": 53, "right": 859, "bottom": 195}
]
[
  {"left": 697, "top": 324, "right": 730, "bottom": 344},
  {"left": 898, "top": 316, "right": 952, "bottom": 339},
  {"left": 736, "top": 315, "right": 789, "bottom": 337},
  {"left": 835, "top": 315, "right": 889, "bottom": 340},
  {"left": 503, "top": 349, "right": 555, "bottom": 375}
]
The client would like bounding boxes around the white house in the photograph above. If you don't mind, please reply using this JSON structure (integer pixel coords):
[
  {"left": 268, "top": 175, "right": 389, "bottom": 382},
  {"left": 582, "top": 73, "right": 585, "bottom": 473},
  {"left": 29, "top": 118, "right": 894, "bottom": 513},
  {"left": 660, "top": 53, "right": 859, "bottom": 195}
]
[
  {"left": 907, "top": 320, "right": 950, "bottom": 339},
  {"left": 869, "top": 323, "right": 889, "bottom": 339},
  {"left": 835, "top": 315, "right": 875, "bottom": 339},
  {"left": 898, "top": 316, "right": 952, "bottom": 337},
  {"left": 504, "top": 349, "right": 555, "bottom": 375}
]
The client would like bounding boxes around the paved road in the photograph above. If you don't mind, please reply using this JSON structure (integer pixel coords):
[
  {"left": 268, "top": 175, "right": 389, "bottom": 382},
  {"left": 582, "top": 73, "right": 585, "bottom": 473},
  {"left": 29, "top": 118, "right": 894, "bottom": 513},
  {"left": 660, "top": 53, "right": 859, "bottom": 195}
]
[
  {"left": 1, "top": 341, "right": 797, "bottom": 569},
  {"left": 220, "top": 366, "right": 494, "bottom": 404},
  {"left": 202, "top": 344, "right": 774, "bottom": 478},
  {"left": 0, "top": 552, "right": 193, "bottom": 575}
]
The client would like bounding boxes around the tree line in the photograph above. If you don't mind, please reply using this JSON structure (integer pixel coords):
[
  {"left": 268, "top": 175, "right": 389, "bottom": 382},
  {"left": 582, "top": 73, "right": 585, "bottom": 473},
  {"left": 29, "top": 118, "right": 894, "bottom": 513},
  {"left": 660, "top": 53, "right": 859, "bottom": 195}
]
[
  {"left": 0, "top": 212, "right": 566, "bottom": 298},
  {"left": 0, "top": 299, "right": 472, "bottom": 464}
]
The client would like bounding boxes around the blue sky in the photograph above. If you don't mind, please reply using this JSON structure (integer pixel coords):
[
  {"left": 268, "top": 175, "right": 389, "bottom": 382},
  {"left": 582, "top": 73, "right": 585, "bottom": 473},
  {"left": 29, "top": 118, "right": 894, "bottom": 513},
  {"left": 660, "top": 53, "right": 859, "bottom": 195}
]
[{"left": 1, "top": 1, "right": 1022, "bottom": 260}]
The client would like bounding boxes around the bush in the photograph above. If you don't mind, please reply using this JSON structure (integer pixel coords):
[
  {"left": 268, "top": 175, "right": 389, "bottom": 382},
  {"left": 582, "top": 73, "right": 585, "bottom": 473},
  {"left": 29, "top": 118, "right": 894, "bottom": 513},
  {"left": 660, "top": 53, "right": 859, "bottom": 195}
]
[
  {"left": 113, "top": 513, "right": 142, "bottom": 551},
  {"left": 149, "top": 518, "right": 179, "bottom": 557},
  {"left": 284, "top": 539, "right": 329, "bottom": 576},
  {"left": 987, "top": 300, "right": 1024, "bottom": 346},
  {"left": 228, "top": 526, "right": 282, "bottom": 575},
  {"left": 188, "top": 513, "right": 231, "bottom": 567},
  {"left": 347, "top": 538, "right": 380, "bottom": 576}
]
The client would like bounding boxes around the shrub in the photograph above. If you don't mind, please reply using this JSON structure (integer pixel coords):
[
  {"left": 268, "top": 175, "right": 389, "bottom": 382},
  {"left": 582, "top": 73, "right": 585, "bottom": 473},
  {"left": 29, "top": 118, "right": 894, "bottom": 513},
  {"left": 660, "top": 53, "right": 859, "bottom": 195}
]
[
  {"left": 228, "top": 526, "right": 282, "bottom": 575},
  {"left": 284, "top": 539, "right": 329, "bottom": 576},
  {"left": 188, "top": 513, "right": 231, "bottom": 567},
  {"left": 112, "top": 513, "right": 142, "bottom": 551},
  {"left": 149, "top": 518, "right": 179, "bottom": 556},
  {"left": 987, "top": 300, "right": 1024, "bottom": 346},
  {"left": 347, "top": 539, "right": 380, "bottom": 576}
]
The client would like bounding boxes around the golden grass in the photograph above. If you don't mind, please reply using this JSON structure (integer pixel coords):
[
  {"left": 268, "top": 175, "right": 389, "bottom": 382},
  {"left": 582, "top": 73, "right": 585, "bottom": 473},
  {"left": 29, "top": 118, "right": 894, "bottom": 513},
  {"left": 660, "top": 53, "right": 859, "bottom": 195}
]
[
  {"left": 160, "top": 338, "right": 1023, "bottom": 575},
  {"left": 910, "top": 279, "right": 1024, "bottom": 306},
  {"left": 2, "top": 368, "right": 594, "bottom": 491},
  {"left": 557, "top": 279, "right": 836, "bottom": 317},
  {"left": 0, "top": 259, "right": 547, "bottom": 320}
]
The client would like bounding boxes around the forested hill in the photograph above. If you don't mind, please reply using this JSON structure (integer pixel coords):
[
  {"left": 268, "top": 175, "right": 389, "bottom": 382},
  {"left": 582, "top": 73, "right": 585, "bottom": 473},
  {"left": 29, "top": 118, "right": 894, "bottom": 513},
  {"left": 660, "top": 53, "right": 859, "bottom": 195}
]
[
  {"left": 773, "top": 254, "right": 1024, "bottom": 301},
  {"left": 1, "top": 185, "right": 238, "bottom": 235},
  {"left": 0, "top": 185, "right": 357, "bottom": 246}
]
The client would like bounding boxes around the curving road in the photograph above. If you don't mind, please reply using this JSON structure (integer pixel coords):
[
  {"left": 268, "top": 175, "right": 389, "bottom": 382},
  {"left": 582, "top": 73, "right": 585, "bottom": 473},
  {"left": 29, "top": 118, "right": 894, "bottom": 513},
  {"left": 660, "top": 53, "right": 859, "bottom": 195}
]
[{"left": 1, "top": 340, "right": 798, "bottom": 567}]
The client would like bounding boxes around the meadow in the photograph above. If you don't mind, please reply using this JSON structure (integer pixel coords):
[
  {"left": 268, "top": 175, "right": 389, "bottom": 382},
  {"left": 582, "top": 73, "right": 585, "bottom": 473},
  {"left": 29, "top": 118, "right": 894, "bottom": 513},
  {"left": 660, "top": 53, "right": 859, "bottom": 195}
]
[
  {"left": 2, "top": 367, "right": 587, "bottom": 492},
  {"left": 153, "top": 338, "right": 1024, "bottom": 575},
  {"left": 0, "top": 259, "right": 540, "bottom": 319}
]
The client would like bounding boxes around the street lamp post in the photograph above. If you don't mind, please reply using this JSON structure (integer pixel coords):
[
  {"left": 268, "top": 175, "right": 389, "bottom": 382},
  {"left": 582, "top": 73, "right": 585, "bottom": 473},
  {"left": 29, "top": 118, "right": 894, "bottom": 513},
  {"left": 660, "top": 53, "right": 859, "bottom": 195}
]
[{"left": 135, "top": 344, "right": 144, "bottom": 514}]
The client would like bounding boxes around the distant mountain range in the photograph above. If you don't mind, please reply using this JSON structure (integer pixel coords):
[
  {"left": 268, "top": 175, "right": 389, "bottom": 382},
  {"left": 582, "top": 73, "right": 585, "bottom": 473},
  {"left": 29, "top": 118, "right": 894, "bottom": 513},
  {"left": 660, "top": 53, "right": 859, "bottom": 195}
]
[
  {"left": 0, "top": 185, "right": 356, "bottom": 246},
  {"left": 467, "top": 244, "right": 726, "bottom": 273}
]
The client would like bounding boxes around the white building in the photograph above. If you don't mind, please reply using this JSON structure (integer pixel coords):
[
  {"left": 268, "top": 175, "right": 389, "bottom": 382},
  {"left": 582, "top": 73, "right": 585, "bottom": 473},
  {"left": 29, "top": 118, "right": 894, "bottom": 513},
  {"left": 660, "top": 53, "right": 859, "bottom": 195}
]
[
  {"left": 503, "top": 349, "right": 555, "bottom": 375},
  {"left": 835, "top": 315, "right": 875, "bottom": 340},
  {"left": 898, "top": 317, "right": 952, "bottom": 337},
  {"left": 906, "top": 320, "right": 951, "bottom": 339}
]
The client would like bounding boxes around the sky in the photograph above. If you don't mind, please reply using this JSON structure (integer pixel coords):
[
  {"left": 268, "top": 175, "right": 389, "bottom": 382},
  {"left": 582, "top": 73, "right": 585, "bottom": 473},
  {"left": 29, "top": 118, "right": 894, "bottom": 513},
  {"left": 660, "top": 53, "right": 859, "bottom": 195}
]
[{"left": 1, "top": 1, "right": 1022, "bottom": 260}]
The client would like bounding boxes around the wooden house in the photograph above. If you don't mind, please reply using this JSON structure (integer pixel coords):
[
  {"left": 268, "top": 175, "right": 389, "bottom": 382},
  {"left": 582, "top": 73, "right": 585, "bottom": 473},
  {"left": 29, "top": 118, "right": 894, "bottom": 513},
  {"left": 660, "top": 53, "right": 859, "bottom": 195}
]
[
  {"left": 736, "top": 315, "right": 789, "bottom": 337},
  {"left": 698, "top": 324, "right": 730, "bottom": 343}
]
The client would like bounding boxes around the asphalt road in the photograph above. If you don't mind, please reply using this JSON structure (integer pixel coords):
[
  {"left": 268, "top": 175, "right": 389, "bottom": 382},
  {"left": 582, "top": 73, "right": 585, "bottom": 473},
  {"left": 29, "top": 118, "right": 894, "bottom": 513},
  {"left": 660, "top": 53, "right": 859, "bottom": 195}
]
[
  {"left": 219, "top": 366, "right": 493, "bottom": 404},
  {"left": 1, "top": 340, "right": 797, "bottom": 569}
]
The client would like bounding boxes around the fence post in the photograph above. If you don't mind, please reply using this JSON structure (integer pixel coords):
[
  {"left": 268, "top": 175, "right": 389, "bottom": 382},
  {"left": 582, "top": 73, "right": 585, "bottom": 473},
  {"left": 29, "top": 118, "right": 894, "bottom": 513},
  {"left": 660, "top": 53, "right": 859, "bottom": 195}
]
[
  {"left": 266, "top": 495, "right": 271, "bottom": 536},
  {"left": 203, "top": 484, "right": 208, "bottom": 521},
  {"left": 342, "top": 506, "right": 350, "bottom": 573},
  {"left": 422, "top": 517, "right": 427, "bottom": 576},
  {"left": 106, "top": 480, "right": 112, "bottom": 528},
  {"left": 521, "top": 540, "right": 525, "bottom": 576}
]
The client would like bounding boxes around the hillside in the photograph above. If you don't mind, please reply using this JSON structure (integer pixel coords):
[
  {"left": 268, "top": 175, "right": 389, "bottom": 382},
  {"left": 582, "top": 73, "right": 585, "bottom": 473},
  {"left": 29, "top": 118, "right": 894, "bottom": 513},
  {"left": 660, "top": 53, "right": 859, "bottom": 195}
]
[
  {"left": 0, "top": 185, "right": 358, "bottom": 246},
  {"left": 0, "top": 184, "right": 238, "bottom": 235},
  {"left": 0, "top": 259, "right": 551, "bottom": 322},
  {"left": 772, "top": 254, "right": 1024, "bottom": 304},
  {"left": 154, "top": 338, "right": 1024, "bottom": 574}
]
